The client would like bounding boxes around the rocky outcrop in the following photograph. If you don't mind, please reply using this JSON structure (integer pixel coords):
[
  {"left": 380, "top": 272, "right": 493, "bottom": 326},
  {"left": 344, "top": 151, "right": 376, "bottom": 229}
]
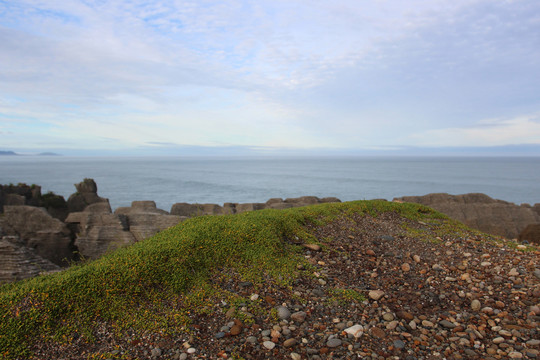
[
  {"left": 519, "top": 224, "right": 540, "bottom": 245},
  {"left": 115, "top": 201, "right": 186, "bottom": 242},
  {"left": 0, "top": 206, "right": 75, "bottom": 266},
  {"left": 67, "top": 179, "right": 108, "bottom": 213},
  {"left": 170, "top": 196, "right": 342, "bottom": 216},
  {"left": 0, "top": 183, "right": 41, "bottom": 212},
  {"left": 0, "top": 236, "right": 60, "bottom": 284},
  {"left": 66, "top": 210, "right": 135, "bottom": 260},
  {"left": 394, "top": 193, "right": 540, "bottom": 239},
  {"left": 67, "top": 200, "right": 186, "bottom": 259}
]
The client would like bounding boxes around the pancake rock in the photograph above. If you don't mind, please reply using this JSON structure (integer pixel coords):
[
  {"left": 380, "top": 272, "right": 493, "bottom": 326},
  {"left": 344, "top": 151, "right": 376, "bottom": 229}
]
[
  {"left": 0, "top": 236, "right": 60, "bottom": 284},
  {"left": 0, "top": 205, "right": 74, "bottom": 266},
  {"left": 394, "top": 193, "right": 540, "bottom": 239},
  {"left": 67, "top": 178, "right": 109, "bottom": 213}
]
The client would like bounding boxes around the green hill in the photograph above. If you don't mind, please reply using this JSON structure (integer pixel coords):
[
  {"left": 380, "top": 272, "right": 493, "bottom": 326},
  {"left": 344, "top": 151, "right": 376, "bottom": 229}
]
[{"left": 1, "top": 201, "right": 537, "bottom": 359}]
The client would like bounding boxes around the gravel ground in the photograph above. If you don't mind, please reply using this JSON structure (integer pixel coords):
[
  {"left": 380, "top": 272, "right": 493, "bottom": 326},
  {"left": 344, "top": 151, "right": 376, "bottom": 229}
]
[{"left": 31, "top": 212, "right": 539, "bottom": 360}]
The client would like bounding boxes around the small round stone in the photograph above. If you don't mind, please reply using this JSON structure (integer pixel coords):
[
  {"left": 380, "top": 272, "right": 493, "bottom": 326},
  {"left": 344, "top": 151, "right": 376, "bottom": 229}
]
[
  {"left": 327, "top": 338, "right": 342, "bottom": 348},
  {"left": 263, "top": 341, "right": 276, "bottom": 350},
  {"left": 277, "top": 306, "right": 291, "bottom": 320}
]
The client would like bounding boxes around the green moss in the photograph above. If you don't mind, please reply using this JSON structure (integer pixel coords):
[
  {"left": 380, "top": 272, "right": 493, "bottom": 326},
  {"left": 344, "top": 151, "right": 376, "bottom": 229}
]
[
  {"left": 327, "top": 287, "right": 366, "bottom": 306},
  {"left": 0, "top": 200, "right": 461, "bottom": 359}
]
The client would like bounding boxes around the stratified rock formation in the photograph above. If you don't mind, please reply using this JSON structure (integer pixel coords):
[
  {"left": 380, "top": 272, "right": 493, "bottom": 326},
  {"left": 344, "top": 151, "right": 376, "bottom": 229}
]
[
  {"left": 519, "top": 224, "right": 540, "bottom": 245},
  {"left": 394, "top": 193, "right": 540, "bottom": 239},
  {"left": 0, "top": 183, "right": 41, "bottom": 212},
  {"left": 67, "top": 200, "right": 186, "bottom": 260},
  {"left": 67, "top": 178, "right": 108, "bottom": 213},
  {"left": 170, "top": 196, "right": 342, "bottom": 216},
  {"left": 0, "top": 205, "right": 74, "bottom": 266},
  {"left": 114, "top": 201, "right": 186, "bottom": 242},
  {"left": 0, "top": 236, "right": 60, "bottom": 284}
]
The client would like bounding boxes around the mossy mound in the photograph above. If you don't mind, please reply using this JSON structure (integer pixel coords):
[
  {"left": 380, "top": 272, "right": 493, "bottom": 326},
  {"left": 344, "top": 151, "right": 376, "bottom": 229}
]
[{"left": 0, "top": 200, "right": 471, "bottom": 359}]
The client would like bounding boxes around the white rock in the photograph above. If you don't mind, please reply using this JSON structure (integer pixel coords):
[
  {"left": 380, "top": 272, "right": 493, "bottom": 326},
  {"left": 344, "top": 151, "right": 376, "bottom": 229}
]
[
  {"left": 291, "top": 353, "right": 301, "bottom": 360},
  {"left": 344, "top": 324, "right": 364, "bottom": 338},
  {"left": 368, "top": 290, "right": 385, "bottom": 301},
  {"left": 250, "top": 294, "right": 259, "bottom": 301},
  {"left": 263, "top": 341, "right": 276, "bottom": 350}
]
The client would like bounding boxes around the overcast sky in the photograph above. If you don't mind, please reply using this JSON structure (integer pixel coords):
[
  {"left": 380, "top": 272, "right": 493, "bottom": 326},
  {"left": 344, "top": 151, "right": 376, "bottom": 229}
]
[{"left": 1, "top": 0, "right": 540, "bottom": 155}]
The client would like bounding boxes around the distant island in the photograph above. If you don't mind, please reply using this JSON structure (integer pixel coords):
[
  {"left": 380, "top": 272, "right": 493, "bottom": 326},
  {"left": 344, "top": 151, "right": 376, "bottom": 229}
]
[
  {"left": 0, "top": 151, "right": 17, "bottom": 156},
  {"left": 0, "top": 150, "right": 61, "bottom": 156}
]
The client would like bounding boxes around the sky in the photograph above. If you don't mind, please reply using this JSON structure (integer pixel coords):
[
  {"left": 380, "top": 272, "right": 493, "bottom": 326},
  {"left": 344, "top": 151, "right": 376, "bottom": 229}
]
[{"left": 1, "top": 0, "right": 540, "bottom": 156}]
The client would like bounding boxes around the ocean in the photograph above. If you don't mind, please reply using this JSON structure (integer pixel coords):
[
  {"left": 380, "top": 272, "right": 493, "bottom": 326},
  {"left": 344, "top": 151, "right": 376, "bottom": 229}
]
[{"left": 1, "top": 156, "right": 539, "bottom": 212}]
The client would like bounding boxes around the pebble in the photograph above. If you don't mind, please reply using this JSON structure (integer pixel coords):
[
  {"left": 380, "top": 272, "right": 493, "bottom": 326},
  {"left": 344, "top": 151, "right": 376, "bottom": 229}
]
[
  {"left": 303, "top": 244, "right": 321, "bottom": 251},
  {"left": 493, "top": 337, "right": 505, "bottom": 344},
  {"left": 277, "top": 306, "right": 291, "bottom": 320},
  {"left": 386, "top": 320, "right": 398, "bottom": 330},
  {"left": 393, "top": 340, "right": 406, "bottom": 349},
  {"left": 179, "top": 354, "right": 187, "bottom": 360},
  {"left": 534, "top": 269, "right": 540, "bottom": 279},
  {"left": 422, "top": 320, "right": 434, "bottom": 328},
  {"left": 215, "top": 332, "right": 225, "bottom": 339},
  {"left": 401, "top": 263, "right": 411, "bottom": 272},
  {"left": 344, "top": 324, "right": 364, "bottom": 338},
  {"left": 187, "top": 348, "right": 196, "bottom": 354},
  {"left": 230, "top": 324, "right": 242, "bottom": 335},
  {"left": 151, "top": 348, "right": 162, "bottom": 357},
  {"left": 283, "top": 338, "right": 297, "bottom": 348},
  {"left": 370, "top": 327, "right": 386, "bottom": 338},
  {"left": 508, "top": 268, "right": 520, "bottom": 276},
  {"left": 526, "top": 339, "right": 540, "bottom": 346},
  {"left": 413, "top": 254, "right": 421, "bottom": 263},
  {"left": 471, "top": 299, "right": 481, "bottom": 311},
  {"left": 508, "top": 352, "right": 523, "bottom": 359},
  {"left": 439, "top": 320, "right": 456, "bottom": 329},
  {"left": 396, "top": 310, "right": 414, "bottom": 322},
  {"left": 291, "top": 311, "right": 307, "bottom": 323},
  {"left": 432, "top": 264, "right": 444, "bottom": 271},
  {"left": 250, "top": 294, "right": 259, "bottom": 301},
  {"left": 327, "top": 338, "right": 342, "bottom": 348},
  {"left": 383, "top": 312, "right": 394, "bottom": 321},
  {"left": 263, "top": 341, "right": 276, "bottom": 350},
  {"left": 291, "top": 353, "right": 301, "bottom": 360},
  {"left": 368, "top": 290, "right": 385, "bottom": 301}
]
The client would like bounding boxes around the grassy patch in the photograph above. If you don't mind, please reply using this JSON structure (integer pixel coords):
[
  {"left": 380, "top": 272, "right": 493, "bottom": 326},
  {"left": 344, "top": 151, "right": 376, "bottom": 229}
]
[{"left": 0, "top": 200, "right": 452, "bottom": 359}]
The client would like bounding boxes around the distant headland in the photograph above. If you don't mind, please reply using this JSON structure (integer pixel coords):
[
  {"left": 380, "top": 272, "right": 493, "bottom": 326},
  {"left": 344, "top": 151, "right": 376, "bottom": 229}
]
[{"left": 0, "top": 150, "right": 61, "bottom": 156}]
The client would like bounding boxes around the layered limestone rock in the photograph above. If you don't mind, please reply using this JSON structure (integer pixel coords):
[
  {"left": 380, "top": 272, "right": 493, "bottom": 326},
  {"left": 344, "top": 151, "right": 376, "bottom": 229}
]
[
  {"left": 115, "top": 201, "right": 186, "bottom": 242},
  {"left": 170, "top": 196, "right": 342, "bottom": 216},
  {"left": 67, "top": 200, "right": 186, "bottom": 259},
  {"left": 67, "top": 178, "right": 109, "bottom": 213},
  {"left": 0, "top": 183, "right": 41, "bottom": 212},
  {"left": 394, "top": 193, "right": 540, "bottom": 239},
  {"left": 0, "top": 236, "right": 60, "bottom": 284},
  {"left": 519, "top": 224, "right": 540, "bottom": 245},
  {"left": 0, "top": 205, "right": 74, "bottom": 266},
  {"left": 66, "top": 210, "right": 135, "bottom": 260}
]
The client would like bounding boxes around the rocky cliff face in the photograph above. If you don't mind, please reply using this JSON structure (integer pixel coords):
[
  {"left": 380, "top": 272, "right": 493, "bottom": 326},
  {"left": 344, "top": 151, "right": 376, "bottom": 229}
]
[
  {"left": 67, "top": 178, "right": 109, "bottom": 213},
  {"left": 394, "top": 193, "right": 540, "bottom": 239},
  {"left": 0, "top": 205, "right": 75, "bottom": 266},
  {"left": 66, "top": 200, "right": 187, "bottom": 260},
  {"left": 0, "top": 236, "right": 60, "bottom": 284}
]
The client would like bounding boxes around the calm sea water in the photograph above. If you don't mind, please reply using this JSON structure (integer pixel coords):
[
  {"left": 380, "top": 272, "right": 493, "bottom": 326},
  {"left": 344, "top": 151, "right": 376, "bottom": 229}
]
[{"left": 1, "top": 156, "right": 539, "bottom": 212}]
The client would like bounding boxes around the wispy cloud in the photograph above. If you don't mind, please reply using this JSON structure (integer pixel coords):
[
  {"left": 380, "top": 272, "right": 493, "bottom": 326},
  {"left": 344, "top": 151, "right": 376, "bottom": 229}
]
[
  {"left": 0, "top": 0, "right": 539, "bottom": 153},
  {"left": 409, "top": 114, "right": 540, "bottom": 147}
]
